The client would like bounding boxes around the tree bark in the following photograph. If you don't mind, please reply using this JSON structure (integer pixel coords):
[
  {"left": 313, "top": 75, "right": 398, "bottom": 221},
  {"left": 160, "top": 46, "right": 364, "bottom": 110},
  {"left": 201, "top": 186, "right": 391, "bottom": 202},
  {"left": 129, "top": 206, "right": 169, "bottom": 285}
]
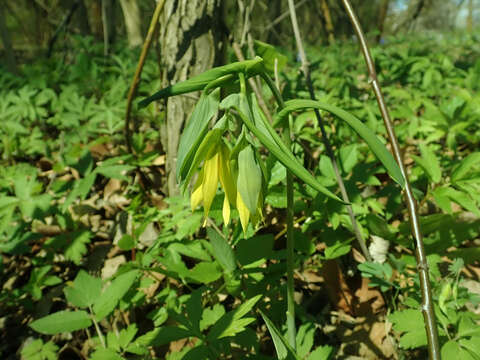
[
  {"left": 119, "top": 0, "right": 143, "bottom": 47},
  {"left": 467, "top": 0, "right": 473, "bottom": 32},
  {"left": 159, "top": 0, "right": 222, "bottom": 196},
  {"left": 76, "top": 0, "right": 91, "bottom": 35},
  {"left": 376, "top": 0, "right": 389, "bottom": 43},
  {"left": 320, "top": 0, "right": 335, "bottom": 44},
  {"left": 0, "top": 5, "right": 17, "bottom": 74}
]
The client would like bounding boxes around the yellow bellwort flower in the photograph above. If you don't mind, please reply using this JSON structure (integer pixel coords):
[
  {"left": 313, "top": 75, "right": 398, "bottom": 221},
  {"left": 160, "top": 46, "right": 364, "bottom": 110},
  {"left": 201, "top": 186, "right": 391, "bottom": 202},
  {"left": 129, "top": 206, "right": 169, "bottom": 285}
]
[{"left": 190, "top": 140, "right": 236, "bottom": 226}]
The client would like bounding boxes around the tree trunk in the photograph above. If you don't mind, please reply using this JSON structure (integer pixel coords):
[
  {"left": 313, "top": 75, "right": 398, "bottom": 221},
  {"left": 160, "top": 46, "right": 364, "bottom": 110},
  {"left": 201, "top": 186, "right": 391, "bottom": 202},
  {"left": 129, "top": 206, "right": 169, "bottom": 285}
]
[
  {"left": 76, "top": 0, "right": 91, "bottom": 35},
  {"left": 376, "top": 0, "right": 389, "bottom": 43},
  {"left": 0, "top": 5, "right": 17, "bottom": 74},
  {"left": 159, "top": 0, "right": 223, "bottom": 196},
  {"left": 119, "top": 0, "right": 143, "bottom": 47},
  {"left": 467, "top": 0, "right": 473, "bottom": 32},
  {"left": 101, "top": 0, "right": 117, "bottom": 55},
  {"left": 320, "top": 0, "right": 335, "bottom": 44}
]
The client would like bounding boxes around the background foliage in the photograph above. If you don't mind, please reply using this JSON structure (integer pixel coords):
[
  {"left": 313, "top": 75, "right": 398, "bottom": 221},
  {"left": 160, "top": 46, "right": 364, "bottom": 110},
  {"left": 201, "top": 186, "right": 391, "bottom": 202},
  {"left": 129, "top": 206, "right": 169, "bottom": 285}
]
[{"left": 1, "top": 1, "right": 480, "bottom": 359}]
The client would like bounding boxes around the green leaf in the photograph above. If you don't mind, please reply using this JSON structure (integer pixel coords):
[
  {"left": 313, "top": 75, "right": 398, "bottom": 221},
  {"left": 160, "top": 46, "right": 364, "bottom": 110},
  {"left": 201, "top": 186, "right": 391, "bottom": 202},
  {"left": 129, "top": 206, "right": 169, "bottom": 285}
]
[
  {"left": 118, "top": 234, "right": 135, "bottom": 251},
  {"left": 181, "top": 126, "right": 223, "bottom": 190},
  {"left": 458, "top": 337, "right": 480, "bottom": 360},
  {"left": 207, "top": 228, "right": 236, "bottom": 273},
  {"left": 451, "top": 152, "right": 480, "bottom": 183},
  {"left": 176, "top": 90, "right": 220, "bottom": 184},
  {"left": 187, "top": 261, "right": 222, "bottom": 284},
  {"left": 95, "top": 164, "right": 135, "bottom": 181},
  {"left": 93, "top": 270, "right": 139, "bottom": 321},
  {"left": 307, "top": 345, "right": 335, "bottom": 360},
  {"left": 21, "top": 339, "right": 59, "bottom": 360},
  {"left": 89, "top": 348, "right": 124, "bottom": 360},
  {"left": 207, "top": 294, "right": 262, "bottom": 340},
  {"left": 259, "top": 309, "right": 302, "bottom": 360},
  {"left": 276, "top": 100, "right": 405, "bottom": 188},
  {"left": 442, "top": 187, "right": 480, "bottom": 216},
  {"left": 64, "top": 270, "right": 102, "bottom": 308},
  {"left": 411, "top": 143, "right": 442, "bottom": 183},
  {"left": 388, "top": 309, "right": 427, "bottom": 349},
  {"left": 339, "top": 144, "right": 358, "bottom": 173},
  {"left": 30, "top": 310, "right": 92, "bottom": 335},
  {"left": 200, "top": 304, "right": 226, "bottom": 331},
  {"left": 147, "top": 326, "right": 194, "bottom": 346},
  {"left": 64, "top": 230, "right": 92, "bottom": 265},
  {"left": 236, "top": 234, "right": 274, "bottom": 266},
  {"left": 237, "top": 145, "right": 262, "bottom": 214},
  {"left": 324, "top": 241, "right": 351, "bottom": 260},
  {"left": 254, "top": 40, "right": 287, "bottom": 73},
  {"left": 138, "top": 57, "right": 264, "bottom": 107},
  {"left": 225, "top": 95, "right": 344, "bottom": 203},
  {"left": 442, "top": 340, "right": 477, "bottom": 360}
]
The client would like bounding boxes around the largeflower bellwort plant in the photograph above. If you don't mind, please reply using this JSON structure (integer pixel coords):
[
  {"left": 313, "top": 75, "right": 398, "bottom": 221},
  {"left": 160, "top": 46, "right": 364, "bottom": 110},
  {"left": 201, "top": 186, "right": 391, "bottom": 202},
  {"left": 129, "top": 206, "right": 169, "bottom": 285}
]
[{"left": 139, "top": 53, "right": 404, "bottom": 352}]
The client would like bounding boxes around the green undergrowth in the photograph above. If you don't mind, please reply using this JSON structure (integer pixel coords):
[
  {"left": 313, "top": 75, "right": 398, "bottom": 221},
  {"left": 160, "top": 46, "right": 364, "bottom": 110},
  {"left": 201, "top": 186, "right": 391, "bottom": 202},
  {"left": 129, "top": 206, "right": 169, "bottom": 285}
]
[{"left": 1, "top": 33, "right": 480, "bottom": 359}]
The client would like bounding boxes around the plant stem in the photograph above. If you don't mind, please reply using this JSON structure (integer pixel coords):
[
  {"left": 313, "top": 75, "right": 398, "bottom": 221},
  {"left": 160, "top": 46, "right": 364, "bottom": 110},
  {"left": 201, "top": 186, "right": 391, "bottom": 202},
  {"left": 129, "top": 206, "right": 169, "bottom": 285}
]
[
  {"left": 287, "top": 0, "right": 372, "bottom": 262},
  {"left": 260, "top": 72, "right": 296, "bottom": 349},
  {"left": 89, "top": 306, "right": 106, "bottom": 348},
  {"left": 125, "top": 0, "right": 165, "bottom": 153},
  {"left": 341, "top": 1, "right": 441, "bottom": 359}
]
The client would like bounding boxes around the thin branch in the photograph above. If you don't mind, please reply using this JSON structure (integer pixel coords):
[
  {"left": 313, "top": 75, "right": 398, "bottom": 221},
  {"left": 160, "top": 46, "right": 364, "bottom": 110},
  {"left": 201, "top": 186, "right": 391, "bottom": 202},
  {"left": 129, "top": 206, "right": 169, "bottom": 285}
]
[
  {"left": 287, "top": 0, "right": 372, "bottom": 262},
  {"left": 341, "top": 1, "right": 441, "bottom": 359},
  {"left": 263, "top": 0, "right": 309, "bottom": 31},
  {"left": 125, "top": 0, "right": 166, "bottom": 153},
  {"left": 47, "top": 0, "right": 80, "bottom": 57}
]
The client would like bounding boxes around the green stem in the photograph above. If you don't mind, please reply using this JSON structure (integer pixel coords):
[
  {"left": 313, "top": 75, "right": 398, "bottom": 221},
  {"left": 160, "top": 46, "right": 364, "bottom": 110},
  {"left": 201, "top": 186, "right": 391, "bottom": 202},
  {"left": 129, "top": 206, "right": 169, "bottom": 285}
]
[
  {"left": 89, "top": 306, "right": 106, "bottom": 348},
  {"left": 261, "top": 72, "right": 297, "bottom": 349}
]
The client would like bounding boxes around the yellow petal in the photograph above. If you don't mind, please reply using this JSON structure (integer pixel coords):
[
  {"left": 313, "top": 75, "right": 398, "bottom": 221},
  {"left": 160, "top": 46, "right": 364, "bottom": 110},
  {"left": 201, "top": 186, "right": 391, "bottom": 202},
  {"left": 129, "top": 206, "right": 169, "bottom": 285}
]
[
  {"left": 190, "top": 169, "right": 204, "bottom": 211},
  {"left": 222, "top": 194, "right": 231, "bottom": 225},
  {"left": 202, "top": 152, "right": 220, "bottom": 217},
  {"left": 237, "top": 191, "right": 250, "bottom": 233},
  {"left": 218, "top": 143, "right": 236, "bottom": 207}
]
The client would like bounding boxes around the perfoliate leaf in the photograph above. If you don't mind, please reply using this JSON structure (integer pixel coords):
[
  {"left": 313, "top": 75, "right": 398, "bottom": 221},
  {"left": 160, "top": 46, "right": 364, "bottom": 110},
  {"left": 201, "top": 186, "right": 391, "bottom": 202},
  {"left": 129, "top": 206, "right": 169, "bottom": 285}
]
[
  {"left": 254, "top": 40, "right": 287, "bottom": 73},
  {"left": 176, "top": 90, "right": 220, "bottom": 184},
  {"left": 138, "top": 57, "right": 264, "bottom": 107}
]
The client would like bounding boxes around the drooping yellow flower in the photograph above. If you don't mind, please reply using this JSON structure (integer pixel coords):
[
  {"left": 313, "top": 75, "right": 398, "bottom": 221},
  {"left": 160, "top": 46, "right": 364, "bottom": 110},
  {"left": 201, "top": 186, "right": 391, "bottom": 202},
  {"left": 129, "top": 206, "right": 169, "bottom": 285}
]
[
  {"left": 190, "top": 140, "right": 236, "bottom": 225},
  {"left": 189, "top": 134, "right": 264, "bottom": 233}
]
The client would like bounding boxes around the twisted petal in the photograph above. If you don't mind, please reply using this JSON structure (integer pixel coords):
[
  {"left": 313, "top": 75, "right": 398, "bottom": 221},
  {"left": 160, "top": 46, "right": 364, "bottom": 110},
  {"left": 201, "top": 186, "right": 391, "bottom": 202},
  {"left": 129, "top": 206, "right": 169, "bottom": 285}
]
[
  {"left": 190, "top": 169, "right": 204, "bottom": 211},
  {"left": 202, "top": 152, "right": 220, "bottom": 217},
  {"left": 222, "top": 194, "right": 231, "bottom": 225},
  {"left": 218, "top": 143, "right": 236, "bottom": 207}
]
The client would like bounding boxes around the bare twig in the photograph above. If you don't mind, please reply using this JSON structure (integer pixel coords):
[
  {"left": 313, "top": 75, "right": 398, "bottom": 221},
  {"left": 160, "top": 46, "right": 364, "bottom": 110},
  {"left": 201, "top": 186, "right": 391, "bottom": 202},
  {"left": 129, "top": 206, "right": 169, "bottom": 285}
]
[
  {"left": 287, "top": 0, "right": 372, "bottom": 262},
  {"left": 263, "top": 0, "right": 309, "bottom": 31},
  {"left": 125, "top": 0, "right": 165, "bottom": 153},
  {"left": 341, "top": 1, "right": 441, "bottom": 359}
]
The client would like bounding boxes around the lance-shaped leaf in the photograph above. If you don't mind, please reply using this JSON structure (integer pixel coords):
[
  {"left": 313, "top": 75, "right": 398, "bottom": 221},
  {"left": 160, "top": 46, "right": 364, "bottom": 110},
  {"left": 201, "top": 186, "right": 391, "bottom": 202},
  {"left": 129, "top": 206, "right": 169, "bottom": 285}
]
[
  {"left": 221, "top": 95, "right": 345, "bottom": 203},
  {"left": 451, "top": 152, "right": 480, "bottom": 183},
  {"left": 259, "top": 309, "right": 302, "bottom": 360},
  {"left": 275, "top": 100, "right": 405, "bottom": 188},
  {"left": 237, "top": 146, "right": 262, "bottom": 214},
  {"left": 138, "top": 57, "right": 265, "bottom": 107},
  {"left": 176, "top": 90, "right": 220, "bottom": 184}
]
